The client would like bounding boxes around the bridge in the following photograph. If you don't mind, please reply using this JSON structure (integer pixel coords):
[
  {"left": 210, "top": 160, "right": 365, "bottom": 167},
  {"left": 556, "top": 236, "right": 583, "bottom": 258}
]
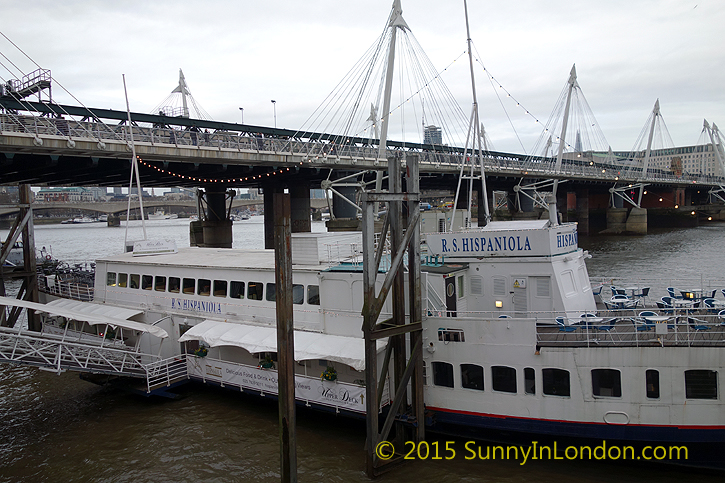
[{"left": 0, "top": 198, "right": 328, "bottom": 218}]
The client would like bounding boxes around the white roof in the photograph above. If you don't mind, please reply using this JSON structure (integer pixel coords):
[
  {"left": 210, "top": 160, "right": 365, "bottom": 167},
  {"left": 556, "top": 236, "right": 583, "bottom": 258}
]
[
  {"left": 46, "top": 298, "right": 144, "bottom": 320},
  {"left": 0, "top": 296, "right": 168, "bottom": 338},
  {"left": 98, "top": 247, "right": 322, "bottom": 272},
  {"left": 178, "top": 319, "right": 385, "bottom": 371}
]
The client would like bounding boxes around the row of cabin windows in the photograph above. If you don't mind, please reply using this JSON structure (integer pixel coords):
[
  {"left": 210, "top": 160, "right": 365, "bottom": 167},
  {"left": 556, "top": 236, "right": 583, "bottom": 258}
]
[
  {"left": 106, "top": 272, "right": 321, "bottom": 305},
  {"left": 431, "top": 362, "right": 719, "bottom": 400}
]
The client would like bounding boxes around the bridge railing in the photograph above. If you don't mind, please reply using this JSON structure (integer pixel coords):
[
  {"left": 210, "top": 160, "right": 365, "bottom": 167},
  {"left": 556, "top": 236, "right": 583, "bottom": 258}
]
[{"left": 3, "top": 112, "right": 724, "bottom": 186}]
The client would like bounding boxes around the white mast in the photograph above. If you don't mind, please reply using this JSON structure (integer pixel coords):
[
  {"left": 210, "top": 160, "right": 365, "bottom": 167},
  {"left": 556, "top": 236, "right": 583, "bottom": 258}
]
[
  {"left": 172, "top": 69, "right": 191, "bottom": 118},
  {"left": 549, "top": 64, "right": 577, "bottom": 225},
  {"left": 374, "top": 1, "right": 408, "bottom": 192},
  {"left": 450, "top": 0, "right": 491, "bottom": 230},
  {"left": 122, "top": 74, "right": 147, "bottom": 249},
  {"left": 637, "top": 99, "right": 660, "bottom": 206}
]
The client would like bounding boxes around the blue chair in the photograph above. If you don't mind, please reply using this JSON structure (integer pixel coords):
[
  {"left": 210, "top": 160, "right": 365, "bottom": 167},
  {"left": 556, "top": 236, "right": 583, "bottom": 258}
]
[
  {"left": 718, "top": 309, "right": 725, "bottom": 326},
  {"left": 636, "top": 311, "right": 657, "bottom": 331},
  {"left": 633, "top": 287, "right": 650, "bottom": 305},
  {"left": 667, "top": 288, "right": 683, "bottom": 300},
  {"left": 721, "top": 289, "right": 725, "bottom": 299},
  {"left": 704, "top": 298, "right": 718, "bottom": 314},
  {"left": 596, "top": 317, "right": 618, "bottom": 333},
  {"left": 556, "top": 316, "right": 576, "bottom": 332},
  {"left": 498, "top": 315, "right": 510, "bottom": 318},
  {"left": 661, "top": 296, "right": 675, "bottom": 307},
  {"left": 687, "top": 317, "right": 710, "bottom": 335},
  {"left": 656, "top": 301, "right": 674, "bottom": 315}
]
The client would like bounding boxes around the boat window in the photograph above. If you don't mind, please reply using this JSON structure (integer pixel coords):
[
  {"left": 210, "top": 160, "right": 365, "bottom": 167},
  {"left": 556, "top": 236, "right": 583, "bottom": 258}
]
[
  {"left": 247, "top": 282, "right": 264, "bottom": 301},
  {"left": 685, "top": 370, "right": 718, "bottom": 399},
  {"left": 129, "top": 274, "right": 140, "bottom": 289},
  {"left": 491, "top": 366, "right": 517, "bottom": 393},
  {"left": 168, "top": 277, "right": 180, "bottom": 294},
  {"left": 183, "top": 278, "right": 195, "bottom": 295},
  {"left": 154, "top": 276, "right": 166, "bottom": 292},
  {"left": 198, "top": 279, "right": 211, "bottom": 296},
  {"left": 438, "top": 328, "right": 465, "bottom": 342},
  {"left": 266, "top": 283, "right": 276, "bottom": 302},
  {"left": 118, "top": 273, "right": 128, "bottom": 288},
  {"left": 141, "top": 275, "right": 153, "bottom": 291},
  {"left": 461, "top": 364, "right": 484, "bottom": 391},
  {"left": 230, "top": 281, "right": 244, "bottom": 299},
  {"left": 213, "top": 280, "right": 227, "bottom": 297},
  {"left": 457, "top": 275, "right": 465, "bottom": 298},
  {"left": 307, "top": 285, "right": 320, "bottom": 305},
  {"left": 106, "top": 272, "right": 116, "bottom": 286},
  {"left": 646, "top": 369, "right": 660, "bottom": 399},
  {"left": 542, "top": 368, "right": 570, "bottom": 397},
  {"left": 524, "top": 367, "right": 535, "bottom": 395},
  {"left": 592, "top": 369, "right": 622, "bottom": 397},
  {"left": 432, "top": 361, "right": 454, "bottom": 388},
  {"left": 292, "top": 284, "right": 304, "bottom": 305}
]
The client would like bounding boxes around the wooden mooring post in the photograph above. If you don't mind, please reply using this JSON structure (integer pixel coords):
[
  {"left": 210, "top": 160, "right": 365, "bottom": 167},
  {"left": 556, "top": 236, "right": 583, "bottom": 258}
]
[
  {"left": 362, "top": 154, "right": 424, "bottom": 477},
  {"left": 0, "top": 184, "right": 40, "bottom": 330},
  {"left": 273, "top": 191, "right": 297, "bottom": 483}
]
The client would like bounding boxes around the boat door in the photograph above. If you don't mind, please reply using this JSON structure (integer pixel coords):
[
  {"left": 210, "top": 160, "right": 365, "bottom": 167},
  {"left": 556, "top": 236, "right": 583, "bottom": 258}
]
[
  {"left": 528, "top": 276, "right": 553, "bottom": 315},
  {"left": 444, "top": 275, "right": 457, "bottom": 316}
]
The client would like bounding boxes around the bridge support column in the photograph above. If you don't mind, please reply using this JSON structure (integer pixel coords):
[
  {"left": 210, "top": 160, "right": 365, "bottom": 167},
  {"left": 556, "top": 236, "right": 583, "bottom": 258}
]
[
  {"left": 107, "top": 214, "right": 120, "bottom": 227},
  {"left": 327, "top": 185, "right": 360, "bottom": 232},
  {"left": 626, "top": 207, "right": 647, "bottom": 235},
  {"left": 200, "top": 185, "right": 233, "bottom": 248},
  {"left": 290, "top": 182, "right": 311, "bottom": 233},
  {"left": 605, "top": 208, "right": 628, "bottom": 233},
  {"left": 575, "top": 189, "right": 589, "bottom": 235}
]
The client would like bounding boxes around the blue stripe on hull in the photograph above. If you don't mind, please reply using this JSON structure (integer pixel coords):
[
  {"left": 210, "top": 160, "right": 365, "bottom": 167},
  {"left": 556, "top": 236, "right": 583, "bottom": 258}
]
[{"left": 427, "top": 408, "right": 725, "bottom": 470}]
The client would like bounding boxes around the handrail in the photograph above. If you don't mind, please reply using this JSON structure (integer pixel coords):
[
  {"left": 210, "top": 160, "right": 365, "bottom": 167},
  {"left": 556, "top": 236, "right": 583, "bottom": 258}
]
[{"left": 2, "top": 112, "right": 722, "bottom": 186}]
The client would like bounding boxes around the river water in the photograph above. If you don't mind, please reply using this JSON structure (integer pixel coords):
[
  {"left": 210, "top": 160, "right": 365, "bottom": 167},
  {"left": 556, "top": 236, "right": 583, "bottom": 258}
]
[{"left": 1, "top": 217, "right": 724, "bottom": 482}]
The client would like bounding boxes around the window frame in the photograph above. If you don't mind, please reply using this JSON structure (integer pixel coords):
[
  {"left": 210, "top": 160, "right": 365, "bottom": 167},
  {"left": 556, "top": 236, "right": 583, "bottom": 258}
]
[{"left": 491, "top": 365, "right": 517, "bottom": 394}]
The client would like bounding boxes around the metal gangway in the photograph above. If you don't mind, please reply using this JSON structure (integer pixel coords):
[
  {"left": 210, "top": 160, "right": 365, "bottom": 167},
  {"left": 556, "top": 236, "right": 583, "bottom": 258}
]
[{"left": 0, "top": 296, "right": 188, "bottom": 394}]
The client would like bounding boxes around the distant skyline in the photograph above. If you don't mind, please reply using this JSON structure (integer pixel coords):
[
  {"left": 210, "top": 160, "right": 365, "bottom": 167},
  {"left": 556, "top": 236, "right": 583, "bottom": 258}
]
[{"left": 1, "top": 0, "right": 723, "bottom": 154}]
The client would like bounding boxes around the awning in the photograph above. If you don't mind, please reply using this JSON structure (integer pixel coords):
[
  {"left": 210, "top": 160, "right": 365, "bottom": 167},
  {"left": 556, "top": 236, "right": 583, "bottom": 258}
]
[
  {"left": 0, "top": 296, "right": 168, "bottom": 338},
  {"left": 178, "top": 319, "right": 386, "bottom": 371},
  {"left": 46, "top": 298, "right": 144, "bottom": 320}
]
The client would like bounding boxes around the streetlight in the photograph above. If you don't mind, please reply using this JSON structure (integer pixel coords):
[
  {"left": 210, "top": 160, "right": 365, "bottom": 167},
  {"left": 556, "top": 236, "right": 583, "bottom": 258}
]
[
  {"left": 238, "top": 107, "right": 244, "bottom": 124},
  {"left": 271, "top": 100, "right": 277, "bottom": 128}
]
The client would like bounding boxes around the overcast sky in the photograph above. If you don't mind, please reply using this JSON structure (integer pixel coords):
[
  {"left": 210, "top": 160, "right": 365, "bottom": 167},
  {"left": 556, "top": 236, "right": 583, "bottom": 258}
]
[{"left": 1, "top": 0, "right": 723, "bottom": 154}]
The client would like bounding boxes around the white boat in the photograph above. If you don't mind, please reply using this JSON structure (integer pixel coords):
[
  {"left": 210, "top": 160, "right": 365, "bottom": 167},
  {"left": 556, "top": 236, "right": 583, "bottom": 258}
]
[
  {"left": 147, "top": 210, "right": 176, "bottom": 220},
  {"left": 3, "top": 213, "right": 714, "bottom": 467}
]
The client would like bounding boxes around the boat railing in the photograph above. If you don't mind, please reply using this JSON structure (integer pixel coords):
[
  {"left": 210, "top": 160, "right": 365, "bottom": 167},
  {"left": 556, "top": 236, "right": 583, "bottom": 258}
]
[
  {"left": 425, "top": 280, "right": 446, "bottom": 317},
  {"left": 534, "top": 311, "right": 725, "bottom": 348},
  {"left": 144, "top": 354, "right": 189, "bottom": 393},
  {"left": 38, "top": 273, "right": 94, "bottom": 302},
  {"left": 185, "top": 355, "right": 384, "bottom": 413}
]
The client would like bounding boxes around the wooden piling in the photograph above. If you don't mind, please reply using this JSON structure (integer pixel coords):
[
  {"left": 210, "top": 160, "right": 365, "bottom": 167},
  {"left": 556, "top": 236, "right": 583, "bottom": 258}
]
[{"left": 273, "top": 191, "right": 297, "bottom": 483}]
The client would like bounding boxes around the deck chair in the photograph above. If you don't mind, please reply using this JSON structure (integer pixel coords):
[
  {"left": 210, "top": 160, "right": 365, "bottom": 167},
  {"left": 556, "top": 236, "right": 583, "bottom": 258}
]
[{"left": 556, "top": 316, "right": 576, "bottom": 332}]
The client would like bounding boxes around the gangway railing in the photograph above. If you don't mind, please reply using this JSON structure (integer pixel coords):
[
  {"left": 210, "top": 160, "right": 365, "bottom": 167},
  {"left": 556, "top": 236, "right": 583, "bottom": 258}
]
[
  {"left": 0, "top": 326, "right": 159, "bottom": 376},
  {"left": 144, "top": 355, "right": 188, "bottom": 393}
]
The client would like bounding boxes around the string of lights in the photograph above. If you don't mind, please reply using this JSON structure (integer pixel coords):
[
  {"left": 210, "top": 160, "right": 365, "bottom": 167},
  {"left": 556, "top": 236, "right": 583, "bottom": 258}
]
[{"left": 136, "top": 156, "right": 303, "bottom": 184}]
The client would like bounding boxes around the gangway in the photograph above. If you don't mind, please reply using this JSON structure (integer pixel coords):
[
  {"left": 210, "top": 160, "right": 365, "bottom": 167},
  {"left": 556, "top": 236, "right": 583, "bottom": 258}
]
[{"left": 0, "top": 296, "right": 188, "bottom": 395}]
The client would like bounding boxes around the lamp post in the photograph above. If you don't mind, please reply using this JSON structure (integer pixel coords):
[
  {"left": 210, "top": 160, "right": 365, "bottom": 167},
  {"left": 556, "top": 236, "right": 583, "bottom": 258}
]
[
  {"left": 239, "top": 107, "right": 244, "bottom": 124},
  {"left": 271, "top": 100, "right": 277, "bottom": 129}
]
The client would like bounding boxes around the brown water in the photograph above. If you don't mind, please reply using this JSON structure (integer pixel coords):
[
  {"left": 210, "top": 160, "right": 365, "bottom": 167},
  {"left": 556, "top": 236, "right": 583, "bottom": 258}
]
[{"left": 1, "top": 219, "right": 724, "bottom": 482}]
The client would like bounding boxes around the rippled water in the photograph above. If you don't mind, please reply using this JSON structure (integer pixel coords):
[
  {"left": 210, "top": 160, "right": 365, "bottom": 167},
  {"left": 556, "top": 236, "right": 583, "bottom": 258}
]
[{"left": 1, "top": 219, "right": 724, "bottom": 482}]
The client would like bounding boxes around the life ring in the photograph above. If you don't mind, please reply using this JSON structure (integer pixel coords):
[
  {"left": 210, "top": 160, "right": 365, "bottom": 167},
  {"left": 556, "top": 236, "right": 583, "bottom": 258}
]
[{"left": 45, "top": 254, "right": 52, "bottom": 261}]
